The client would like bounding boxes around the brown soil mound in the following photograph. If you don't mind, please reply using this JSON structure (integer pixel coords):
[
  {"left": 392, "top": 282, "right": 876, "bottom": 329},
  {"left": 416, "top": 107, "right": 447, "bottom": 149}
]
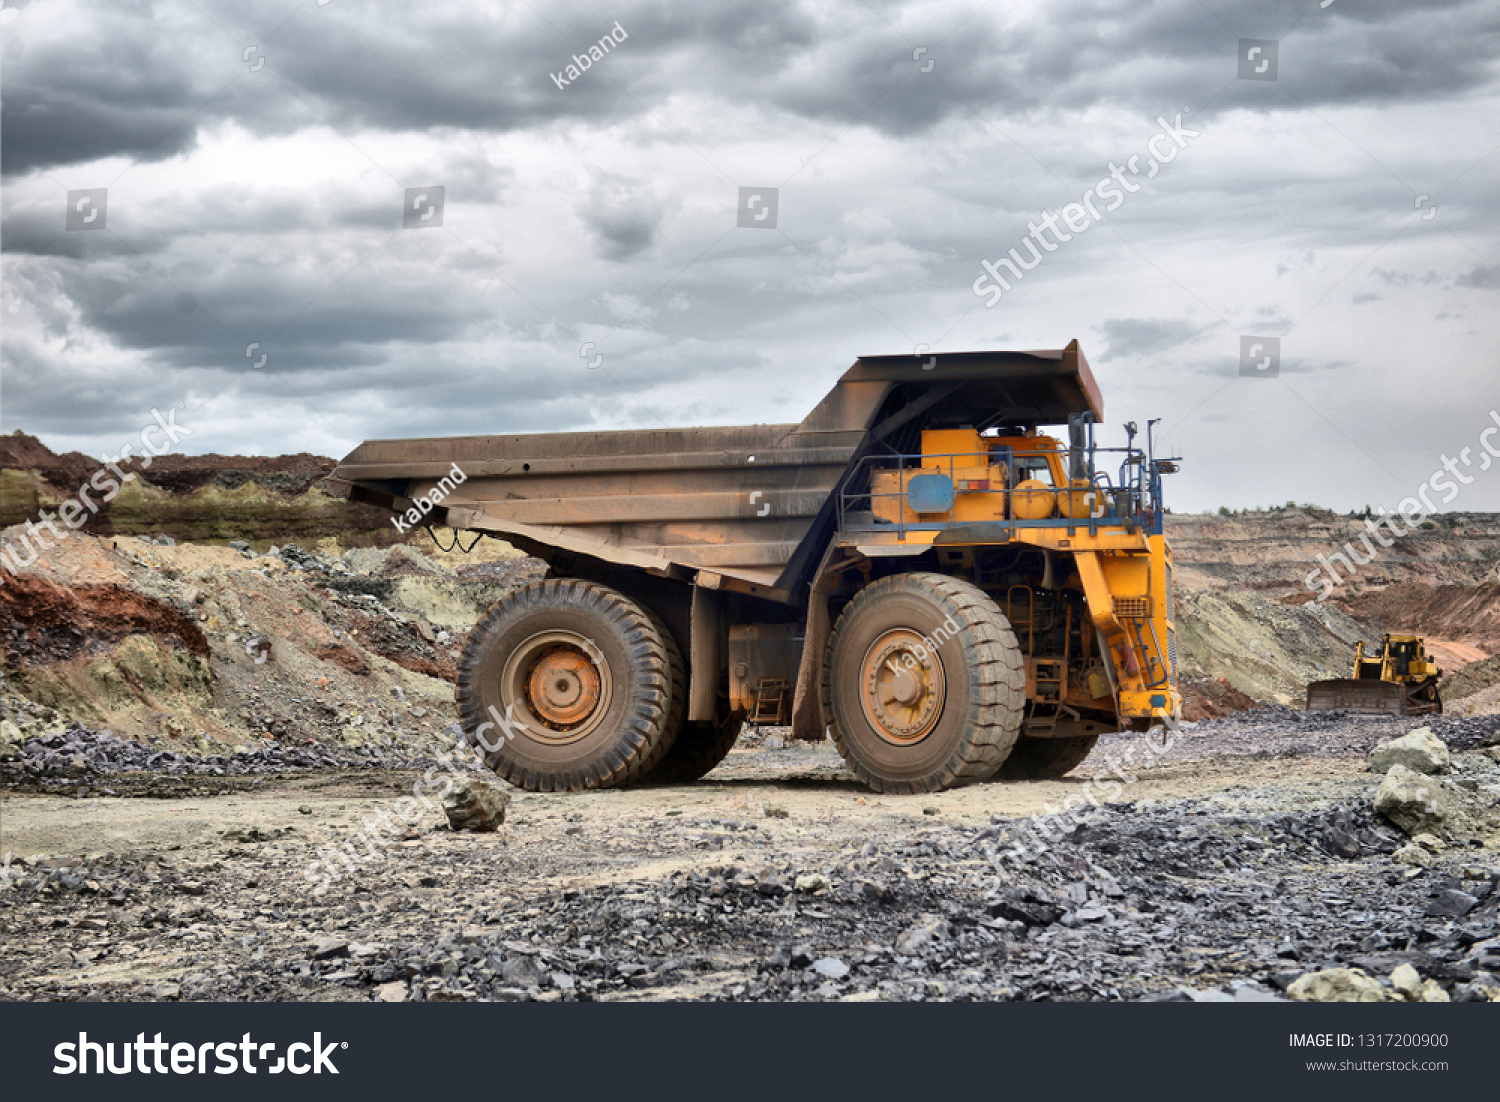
[
  {"left": 0, "top": 573, "right": 208, "bottom": 666},
  {"left": 1181, "top": 676, "right": 1260, "bottom": 721},
  {"left": 345, "top": 610, "right": 459, "bottom": 682},
  {"left": 1336, "top": 581, "right": 1500, "bottom": 651},
  {"left": 1, "top": 431, "right": 334, "bottom": 498},
  {"left": 1446, "top": 651, "right": 1500, "bottom": 700},
  {"left": 312, "top": 643, "right": 373, "bottom": 676}
]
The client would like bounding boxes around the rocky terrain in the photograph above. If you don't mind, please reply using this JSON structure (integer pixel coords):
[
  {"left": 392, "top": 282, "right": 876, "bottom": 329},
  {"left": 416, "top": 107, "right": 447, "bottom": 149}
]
[
  {"left": 0, "top": 530, "right": 541, "bottom": 760},
  {"left": 1, "top": 716, "right": 1497, "bottom": 1003},
  {"left": 1167, "top": 507, "right": 1500, "bottom": 596},
  {"left": 3, "top": 439, "right": 1500, "bottom": 1003}
]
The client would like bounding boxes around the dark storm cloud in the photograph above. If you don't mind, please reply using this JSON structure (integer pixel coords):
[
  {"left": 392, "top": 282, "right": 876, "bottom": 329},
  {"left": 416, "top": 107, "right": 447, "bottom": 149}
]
[
  {"left": 4, "top": 0, "right": 1500, "bottom": 511},
  {"left": 581, "top": 173, "right": 666, "bottom": 260},
  {"left": 1096, "top": 316, "right": 1207, "bottom": 360},
  {"left": 8, "top": 0, "right": 1499, "bottom": 178},
  {"left": 30, "top": 238, "right": 541, "bottom": 374},
  {"left": 1455, "top": 263, "right": 1500, "bottom": 288}
]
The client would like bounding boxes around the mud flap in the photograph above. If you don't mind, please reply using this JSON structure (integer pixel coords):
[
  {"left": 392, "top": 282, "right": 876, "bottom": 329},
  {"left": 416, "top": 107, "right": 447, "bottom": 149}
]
[{"left": 791, "top": 544, "right": 843, "bottom": 742}]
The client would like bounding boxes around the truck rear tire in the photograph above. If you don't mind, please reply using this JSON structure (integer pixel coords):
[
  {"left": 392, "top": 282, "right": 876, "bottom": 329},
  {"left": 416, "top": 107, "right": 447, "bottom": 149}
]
[
  {"left": 635, "top": 717, "right": 744, "bottom": 785},
  {"left": 629, "top": 607, "right": 740, "bottom": 785},
  {"left": 822, "top": 572, "right": 1024, "bottom": 793},
  {"left": 456, "top": 579, "right": 678, "bottom": 791},
  {"left": 995, "top": 734, "right": 1100, "bottom": 780}
]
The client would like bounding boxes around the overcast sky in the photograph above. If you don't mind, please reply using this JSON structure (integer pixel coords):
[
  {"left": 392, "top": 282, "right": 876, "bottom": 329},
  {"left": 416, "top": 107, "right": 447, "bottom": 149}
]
[{"left": 2, "top": 0, "right": 1498, "bottom": 514}]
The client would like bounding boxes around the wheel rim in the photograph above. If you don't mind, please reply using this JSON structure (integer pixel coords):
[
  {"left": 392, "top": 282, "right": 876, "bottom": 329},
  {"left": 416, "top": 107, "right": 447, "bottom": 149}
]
[
  {"left": 501, "top": 630, "right": 612, "bottom": 745},
  {"left": 859, "top": 628, "right": 946, "bottom": 745}
]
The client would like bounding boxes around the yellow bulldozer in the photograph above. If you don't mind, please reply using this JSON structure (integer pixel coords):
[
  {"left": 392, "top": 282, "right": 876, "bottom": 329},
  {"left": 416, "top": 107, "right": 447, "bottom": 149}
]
[{"left": 1305, "top": 634, "right": 1443, "bottom": 716}]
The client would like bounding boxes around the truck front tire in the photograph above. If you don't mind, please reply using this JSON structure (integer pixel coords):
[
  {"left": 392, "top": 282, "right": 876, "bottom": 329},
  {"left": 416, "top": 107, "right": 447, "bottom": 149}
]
[
  {"left": 456, "top": 579, "right": 678, "bottom": 791},
  {"left": 822, "top": 573, "right": 1024, "bottom": 793}
]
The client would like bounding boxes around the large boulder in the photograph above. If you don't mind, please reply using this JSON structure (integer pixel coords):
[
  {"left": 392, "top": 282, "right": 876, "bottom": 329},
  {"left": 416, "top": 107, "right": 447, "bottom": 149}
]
[
  {"left": 1369, "top": 727, "right": 1449, "bottom": 775},
  {"left": 440, "top": 777, "right": 511, "bottom": 832},
  {"left": 1288, "top": 968, "right": 1387, "bottom": 1003},
  {"left": 1373, "top": 764, "right": 1447, "bottom": 836}
]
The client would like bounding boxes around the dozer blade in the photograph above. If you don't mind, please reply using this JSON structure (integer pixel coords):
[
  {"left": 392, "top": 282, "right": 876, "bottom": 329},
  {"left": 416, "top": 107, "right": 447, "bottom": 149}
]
[{"left": 1305, "top": 679, "right": 1411, "bottom": 715}]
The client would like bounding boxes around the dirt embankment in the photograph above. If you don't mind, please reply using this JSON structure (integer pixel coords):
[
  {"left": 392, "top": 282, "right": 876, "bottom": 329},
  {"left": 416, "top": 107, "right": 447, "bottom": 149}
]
[
  {"left": 0, "top": 431, "right": 393, "bottom": 544},
  {"left": 1167, "top": 508, "right": 1500, "bottom": 596},
  {"left": 1168, "top": 507, "right": 1500, "bottom": 706},
  {"left": 1336, "top": 582, "right": 1500, "bottom": 649},
  {"left": 0, "top": 529, "right": 538, "bottom": 756},
  {"left": 1173, "top": 589, "right": 1376, "bottom": 706}
]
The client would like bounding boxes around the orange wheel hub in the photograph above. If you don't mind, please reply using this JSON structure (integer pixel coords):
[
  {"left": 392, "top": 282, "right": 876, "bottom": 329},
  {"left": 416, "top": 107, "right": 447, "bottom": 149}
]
[
  {"left": 859, "top": 628, "right": 946, "bottom": 745},
  {"left": 528, "top": 646, "right": 602, "bottom": 727},
  {"left": 500, "top": 630, "right": 612, "bottom": 745}
]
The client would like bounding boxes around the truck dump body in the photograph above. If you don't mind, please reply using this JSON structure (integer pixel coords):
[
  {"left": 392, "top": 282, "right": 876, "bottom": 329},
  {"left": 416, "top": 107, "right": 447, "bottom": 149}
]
[{"left": 328, "top": 342, "right": 1103, "bottom": 599}]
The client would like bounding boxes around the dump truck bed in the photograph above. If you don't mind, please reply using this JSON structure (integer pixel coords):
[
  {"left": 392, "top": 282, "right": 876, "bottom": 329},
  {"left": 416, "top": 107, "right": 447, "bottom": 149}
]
[{"left": 328, "top": 342, "right": 1103, "bottom": 598}]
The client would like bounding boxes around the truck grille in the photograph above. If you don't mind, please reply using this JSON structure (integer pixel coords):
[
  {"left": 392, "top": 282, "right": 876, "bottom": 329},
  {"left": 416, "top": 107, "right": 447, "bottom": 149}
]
[
  {"left": 1113, "top": 597, "right": 1149, "bottom": 619},
  {"left": 1165, "top": 564, "right": 1174, "bottom": 624},
  {"left": 1168, "top": 630, "right": 1178, "bottom": 683}
]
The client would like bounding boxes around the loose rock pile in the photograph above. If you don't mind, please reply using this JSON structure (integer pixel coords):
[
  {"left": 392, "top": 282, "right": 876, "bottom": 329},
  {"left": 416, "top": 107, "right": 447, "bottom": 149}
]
[{"left": 2, "top": 722, "right": 481, "bottom": 794}]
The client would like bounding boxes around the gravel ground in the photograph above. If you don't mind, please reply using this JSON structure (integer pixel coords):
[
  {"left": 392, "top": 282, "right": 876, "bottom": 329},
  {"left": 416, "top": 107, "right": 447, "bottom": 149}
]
[
  {"left": 1107, "top": 708, "right": 1500, "bottom": 766},
  {"left": 2, "top": 713, "right": 1498, "bottom": 1004}
]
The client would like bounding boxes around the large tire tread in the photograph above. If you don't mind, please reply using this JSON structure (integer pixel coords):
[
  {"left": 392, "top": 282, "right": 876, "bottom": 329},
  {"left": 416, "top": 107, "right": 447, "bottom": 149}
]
[
  {"left": 455, "top": 579, "right": 674, "bottom": 792},
  {"left": 822, "top": 572, "right": 1025, "bottom": 794},
  {"left": 995, "top": 734, "right": 1100, "bottom": 780},
  {"left": 635, "top": 715, "right": 743, "bottom": 786}
]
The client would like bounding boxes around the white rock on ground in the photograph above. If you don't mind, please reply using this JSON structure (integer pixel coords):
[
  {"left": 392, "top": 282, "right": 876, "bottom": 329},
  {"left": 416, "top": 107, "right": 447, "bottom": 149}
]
[
  {"left": 1373, "top": 764, "right": 1447, "bottom": 836},
  {"left": 1389, "top": 963, "right": 1422, "bottom": 999},
  {"left": 1288, "top": 968, "right": 1387, "bottom": 1003},
  {"left": 440, "top": 777, "right": 511, "bottom": 832},
  {"left": 1369, "top": 727, "right": 1450, "bottom": 775}
]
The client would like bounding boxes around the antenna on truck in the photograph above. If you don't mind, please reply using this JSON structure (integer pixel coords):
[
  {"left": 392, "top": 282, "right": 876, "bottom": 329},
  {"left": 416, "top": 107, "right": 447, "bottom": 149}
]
[{"left": 1067, "top": 412, "right": 1094, "bottom": 481}]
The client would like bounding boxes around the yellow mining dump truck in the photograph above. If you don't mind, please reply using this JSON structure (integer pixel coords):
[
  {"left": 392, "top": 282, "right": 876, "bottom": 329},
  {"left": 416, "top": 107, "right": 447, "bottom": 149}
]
[
  {"left": 1306, "top": 635, "right": 1443, "bottom": 716},
  {"left": 329, "top": 341, "right": 1182, "bottom": 793}
]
